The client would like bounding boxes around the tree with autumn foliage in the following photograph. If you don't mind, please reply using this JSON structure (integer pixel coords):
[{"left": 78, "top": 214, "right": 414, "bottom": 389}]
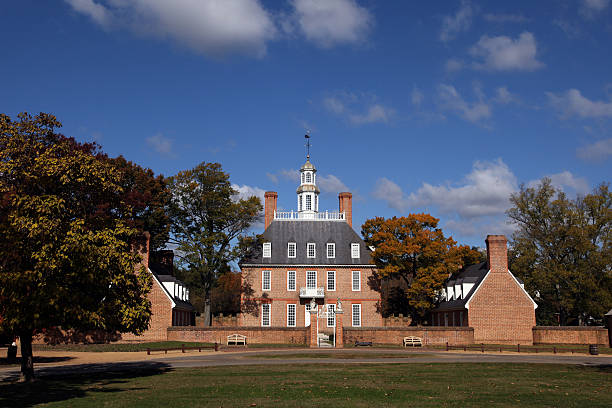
[
  {"left": 0, "top": 113, "right": 152, "bottom": 381},
  {"left": 362, "top": 214, "right": 482, "bottom": 324}
]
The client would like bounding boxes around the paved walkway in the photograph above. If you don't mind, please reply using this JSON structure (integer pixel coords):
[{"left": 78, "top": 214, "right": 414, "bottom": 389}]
[{"left": 1, "top": 348, "right": 611, "bottom": 381}]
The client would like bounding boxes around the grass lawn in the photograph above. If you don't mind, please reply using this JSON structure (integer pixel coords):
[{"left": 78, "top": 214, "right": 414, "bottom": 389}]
[
  {"left": 245, "top": 352, "right": 433, "bottom": 359},
  {"left": 1, "top": 363, "right": 610, "bottom": 407}
]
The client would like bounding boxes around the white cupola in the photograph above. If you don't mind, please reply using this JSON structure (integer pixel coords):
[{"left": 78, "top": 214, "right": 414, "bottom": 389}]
[{"left": 296, "top": 157, "right": 320, "bottom": 214}]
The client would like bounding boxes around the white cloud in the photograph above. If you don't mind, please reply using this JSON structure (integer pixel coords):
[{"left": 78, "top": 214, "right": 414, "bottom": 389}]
[
  {"left": 580, "top": 0, "right": 610, "bottom": 17},
  {"left": 146, "top": 133, "right": 175, "bottom": 158},
  {"left": 437, "top": 84, "right": 491, "bottom": 123},
  {"left": 349, "top": 104, "right": 393, "bottom": 125},
  {"left": 445, "top": 58, "right": 464, "bottom": 72},
  {"left": 440, "top": 0, "right": 474, "bottom": 42},
  {"left": 494, "top": 86, "right": 518, "bottom": 104},
  {"left": 547, "top": 89, "right": 612, "bottom": 119},
  {"left": 324, "top": 92, "right": 393, "bottom": 125},
  {"left": 483, "top": 13, "right": 528, "bottom": 23},
  {"left": 231, "top": 184, "right": 266, "bottom": 203},
  {"left": 408, "top": 159, "right": 517, "bottom": 219},
  {"left": 290, "top": 0, "right": 373, "bottom": 48},
  {"left": 372, "top": 177, "right": 409, "bottom": 212},
  {"left": 65, "top": 0, "right": 277, "bottom": 58},
  {"left": 267, "top": 169, "right": 299, "bottom": 184},
  {"left": 527, "top": 171, "right": 589, "bottom": 195},
  {"left": 411, "top": 87, "right": 424, "bottom": 106},
  {"left": 317, "top": 174, "right": 349, "bottom": 193},
  {"left": 577, "top": 138, "right": 612, "bottom": 161},
  {"left": 469, "top": 32, "right": 544, "bottom": 71}
]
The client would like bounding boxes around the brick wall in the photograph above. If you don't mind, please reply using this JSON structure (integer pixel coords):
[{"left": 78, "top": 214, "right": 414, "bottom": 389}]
[
  {"left": 167, "top": 326, "right": 309, "bottom": 345},
  {"left": 209, "top": 314, "right": 240, "bottom": 327},
  {"left": 122, "top": 276, "right": 173, "bottom": 342},
  {"left": 241, "top": 266, "right": 382, "bottom": 328},
  {"left": 533, "top": 326, "right": 608, "bottom": 345},
  {"left": 344, "top": 327, "right": 474, "bottom": 346},
  {"left": 468, "top": 235, "right": 536, "bottom": 345}
]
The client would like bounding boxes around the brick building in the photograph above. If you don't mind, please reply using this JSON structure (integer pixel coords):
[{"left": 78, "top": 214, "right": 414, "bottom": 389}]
[
  {"left": 123, "top": 237, "right": 195, "bottom": 342},
  {"left": 239, "top": 155, "right": 382, "bottom": 335},
  {"left": 431, "top": 235, "right": 537, "bottom": 344}
]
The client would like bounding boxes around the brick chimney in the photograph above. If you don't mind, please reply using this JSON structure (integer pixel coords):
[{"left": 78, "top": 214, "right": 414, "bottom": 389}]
[
  {"left": 264, "top": 191, "right": 278, "bottom": 230},
  {"left": 338, "top": 192, "right": 352, "bottom": 228},
  {"left": 485, "top": 235, "right": 508, "bottom": 273}
]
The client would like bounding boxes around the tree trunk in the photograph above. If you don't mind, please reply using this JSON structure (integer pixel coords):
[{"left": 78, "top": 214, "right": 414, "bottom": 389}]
[
  {"left": 19, "top": 332, "right": 34, "bottom": 382},
  {"left": 203, "top": 298, "right": 212, "bottom": 326}
]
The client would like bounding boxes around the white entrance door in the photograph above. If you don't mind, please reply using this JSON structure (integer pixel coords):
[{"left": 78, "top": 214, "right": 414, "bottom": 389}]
[{"left": 305, "top": 303, "right": 311, "bottom": 327}]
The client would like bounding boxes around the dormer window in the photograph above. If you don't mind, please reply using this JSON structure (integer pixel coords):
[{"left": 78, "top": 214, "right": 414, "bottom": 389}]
[
  {"left": 307, "top": 243, "right": 316, "bottom": 258},
  {"left": 287, "top": 242, "right": 296, "bottom": 258},
  {"left": 327, "top": 243, "right": 335, "bottom": 258},
  {"left": 351, "top": 243, "right": 360, "bottom": 259},
  {"left": 263, "top": 242, "right": 271, "bottom": 258}
]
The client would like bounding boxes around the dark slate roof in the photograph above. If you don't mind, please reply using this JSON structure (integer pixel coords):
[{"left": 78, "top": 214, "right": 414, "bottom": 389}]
[
  {"left": 240, "top": 220, "right": 372, "bottom": 266},
  {"left": 433, "top": 262, "right": 488, "bottom": 311}
]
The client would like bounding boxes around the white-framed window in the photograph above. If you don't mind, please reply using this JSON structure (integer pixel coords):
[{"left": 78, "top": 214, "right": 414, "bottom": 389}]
[
  {"left": 307, "top": 243, "right": 316, "bottom": 258},
  {"left": 298, "top": 195, "right": 302, "bottom": 211},
  {"left": 287, "top": 270, "right": 296, "bottom": 291},
  {"left": 351, "top": 243, "right": 360, "bottom": 259},
  {"left": 263, "top": 242, "right": 271, "bottom": 258},
  {"left": 262, "top": 270, "right": 271, "bottom": 291},
  {"left": 305, "top": 303, "right": 311, "bottom": 327},
  {"left": 287, "top": 304, "right": 296, "bottom": 327},
  {"left": 326, "top": 243, "right": 335, "bottom": 258},
  {"left": 327, "top": 304, "right": 335, "bottom": 327},
  {"left": 301, "top": 173, "right": 305, "bottom": 184},
  {"left": 352, "top": 270, "right": 361, "bottom": 291},
  {"left": 352, "top": 304, "right": 361, "bottom": 327},
  {"left": 327, "top": 271, "right": 336, "bottom": 291},
  {"left": 306, "top": 271, "right": 317, "bottom": 289},
  {"left": 305, "top": 195, "right": 312, "bottom": 211},
  {"left": 315, "top": 195, "right": 318, "bottom": 211},
  {"left": 287, "top": 242, "right": 296, "bottom": 258},
  {"left": 305, "top": 172, "right": 312, "bottom": 183},
  {"left": 262, "top": 303, "right": 271, "bottom": 327}
]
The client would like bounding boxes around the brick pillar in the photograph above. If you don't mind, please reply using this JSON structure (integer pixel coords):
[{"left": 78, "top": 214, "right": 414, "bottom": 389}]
[
  {"left": 309, "top": 310, "right": 318, "bottom": 348},
  {"left": 486, "top": 235, "right": 508, "bottom": 273},
  {"left": 133, "top": 231, "right": 150, "bottom": 271},
  {"left": 335, "top": 309, "right": 344, "bottom": 348},
  {"left": 338, "top": 192, "right": 352, "bottom": 228},
  {"left": 264, "top": 191, "right": 278, "bottom": 230}
]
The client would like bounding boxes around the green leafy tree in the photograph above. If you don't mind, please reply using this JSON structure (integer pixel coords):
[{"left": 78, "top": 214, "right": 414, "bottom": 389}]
[
  {"left": 508, "top": 179, "right": 612, "bottom": 325},
  {"left": 0, "top": 113, "right": 151, "bottom": 381},
  {"left": 362, "top": 214, "right": 481, "bottom": 324},
  {"left": 105, "top": 156, "right": 171, "bottom": 251},
  {"left": 168, "top": 162, "right": 262, "bottom": 325}
]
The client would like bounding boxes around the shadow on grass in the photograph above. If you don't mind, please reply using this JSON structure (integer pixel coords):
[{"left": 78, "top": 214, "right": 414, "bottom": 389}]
[{"left": 0, "top": 361, "right": 172, "bottom": 408}]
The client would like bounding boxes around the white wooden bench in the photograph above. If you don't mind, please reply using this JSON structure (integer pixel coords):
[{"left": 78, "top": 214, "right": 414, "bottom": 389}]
[
  {"left": 403, "top": 336, "right": 423, "bottom": 347},
  {"left": 227, "top": 333, "right": 247, "bottom": 346}
]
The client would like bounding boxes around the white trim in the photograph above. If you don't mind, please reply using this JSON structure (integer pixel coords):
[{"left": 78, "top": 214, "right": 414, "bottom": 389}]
[
  {"left": 262, "top": 242, "right": 271, "bottom": 258},
  {"left": 327, "top": 270, "right": 336, "bottom": 291},
  {"left": 351, "top": 243, "right": 360, "bottom": 259},
  {"left": 287, "top": 270, "right": 296, "bottom": 291},
  {"left": 327, "top": 304, "right": 336, "bottom": 327},
  {"left": 352, "top": 304, "right": 361, "bottom": 327},
  {"left": 326, "top": 243, "right": 335, "bottom": 259},
  {"left": 261, "top": 303, "right": 271, "bottom": 327},
  {"left": 307, "top": 242, "right": 316, "bottom": 258},
  {"left": 464, "top": 269, "right": 538, "bottom": 310},
  {"left": 149, "top": 268, "right": 176, "bottom": 308},
  {"left": 306, "top": 270, "right": 317, "bottom": 289},
  {"left": 287, "top": 242, "right": 296, "bottom": 258},
  {"left": 352, "top": 270, "right": 361, "bottom": 291},
  {"left": 262, "top": 270, "right": 271, "bottom": 291},
  {"left": 287, "top": 304, "right": 296, "bottom": 327}
]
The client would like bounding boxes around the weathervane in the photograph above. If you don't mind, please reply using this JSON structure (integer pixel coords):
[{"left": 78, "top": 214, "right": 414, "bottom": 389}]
[{"left": 304, "top": 132, "right": 311, "bottom": 160}]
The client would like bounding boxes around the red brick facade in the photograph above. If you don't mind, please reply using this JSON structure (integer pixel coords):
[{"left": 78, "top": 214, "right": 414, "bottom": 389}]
[
  {"left": 122, "top": 275, "right": 173, "bottom": 342},
  {"left": 532, "top": 326, "right": 608, "bottom": 345},
  {"left": 344, "top": 327, "right": 474, "bottom": 346},
  {"left": 168, "top": 326, "right": 309, "bottom": 345},
  {"left": 240, "top": 266, "right": 382, "bottom": 329},
  {"left": 467, "top": 235, "right": 536, "bottom": 344}
]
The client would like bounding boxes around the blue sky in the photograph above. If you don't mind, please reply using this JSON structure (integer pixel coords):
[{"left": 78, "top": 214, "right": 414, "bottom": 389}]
[{"left": 2, "top": 0, "right": 611, "bottom": 247}]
